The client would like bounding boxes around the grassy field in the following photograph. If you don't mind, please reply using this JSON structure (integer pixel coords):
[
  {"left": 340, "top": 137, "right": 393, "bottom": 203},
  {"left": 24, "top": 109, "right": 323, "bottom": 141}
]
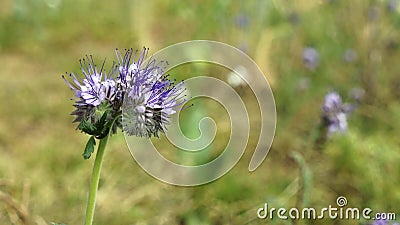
[{"left": 0, "top": 0, "right": 399, "bottom": 224}]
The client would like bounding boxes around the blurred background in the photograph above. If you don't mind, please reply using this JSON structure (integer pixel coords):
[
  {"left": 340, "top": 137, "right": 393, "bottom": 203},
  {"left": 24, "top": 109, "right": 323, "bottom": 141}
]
[{"left": 0, "top": 0, "right": 399, "bottom": 224}]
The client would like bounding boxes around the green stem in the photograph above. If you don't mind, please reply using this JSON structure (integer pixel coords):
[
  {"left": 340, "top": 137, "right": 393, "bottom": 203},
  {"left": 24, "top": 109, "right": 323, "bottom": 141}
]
[{"left": 84, "top": 134, "right": 110, "bottom": 225}]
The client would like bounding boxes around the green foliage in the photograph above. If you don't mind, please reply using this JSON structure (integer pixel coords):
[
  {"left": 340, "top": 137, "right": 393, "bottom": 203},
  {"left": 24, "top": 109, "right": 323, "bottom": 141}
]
[
  {"left": 82, "top": 136, "right": 96, "bottom": 160},
  {"left": 77, "top": 103, "right": 117, "bottom": 139}
]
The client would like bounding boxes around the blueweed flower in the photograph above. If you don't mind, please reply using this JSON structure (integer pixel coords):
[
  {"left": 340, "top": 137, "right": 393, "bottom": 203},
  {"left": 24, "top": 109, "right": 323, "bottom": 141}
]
[
  {"left": 63, "top": 48, "right": 187, "bottom": 157},
  {"left": 322, "top": 91, "right": 354, "bottom": 136},
  {"left": 303, "top": 47, "right": 319, "bottom": 70}
]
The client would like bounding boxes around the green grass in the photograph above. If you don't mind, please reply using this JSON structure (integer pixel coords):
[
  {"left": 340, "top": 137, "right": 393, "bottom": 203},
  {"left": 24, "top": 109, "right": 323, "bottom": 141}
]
[{"left": 1, "top": 0, "right": 399, "bottom": 224}]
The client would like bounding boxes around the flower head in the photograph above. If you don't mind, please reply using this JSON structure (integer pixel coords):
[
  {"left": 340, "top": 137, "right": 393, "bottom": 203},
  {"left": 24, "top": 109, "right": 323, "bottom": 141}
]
[
  {"left": 367, "top": 218, "right": 400, "bottom": 225},
  {"left": 369, "top": 219, "right": 389, "bottom": 225},
  {"left": 322, "top": 91, "right": 354, "bottom": 136},
  {"left": 387, "top": 0, "right": 399, "bottom": 12},
  {"left": 234, "top": 13, "right": 249, "bottom": 29},
  {"left": 62, "top": 55, "right": 119, "bottom": 133},
  {"left": 63, "top": 47, "right": 186, "bottom": 140},
  {"left": 349, "top": 87, "right": 365, "bottom": 103},
  {"left": 303, "top": 47, "right": 319, "bottom": 70},
  {"left": 117, "top": 48, "right": 186, "bottom": 138},
  {"left": 343, "top": 49, "right": 357, "bottom": 63}
]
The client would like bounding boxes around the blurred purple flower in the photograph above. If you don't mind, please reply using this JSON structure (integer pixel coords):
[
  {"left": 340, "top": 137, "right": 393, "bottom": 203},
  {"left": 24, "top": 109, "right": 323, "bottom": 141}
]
[
  {"left": 288, "top": 12, "right": 300, "bottom": 25},
  {"left": 303, "top": 47, "right": 320, "bottom": 70},
  {"left": 235, "top": 13, "right": 249, "bottom": 29},
  {"left": 368, "top": 219, "right": 399, "bottom": 225},
  {"left": 343, "top": 49, "right": 357, "bottom": 62},
  {"left": 349, "top": 87, "right": 365, "bottom": 103},
  {"left": 368, "top": 218, "right": 400, "bottom": 225},
  {"left": 322, "top": 91, "right": 354, "bottom": 136},
  {"left": 238, "top": 42, "right": 249, "bottom": 54},
  {"left": 369, "top": 219, "right": 389, "bottom": 225},
  {"left": 369, "top": 6, "right": 379, "bottom": 21},
  {"left": 387, "top": 0, "right": 398, "bottom": 12},
  {"left": 297, "top": 77, "right": 311, "bottom": 92}
]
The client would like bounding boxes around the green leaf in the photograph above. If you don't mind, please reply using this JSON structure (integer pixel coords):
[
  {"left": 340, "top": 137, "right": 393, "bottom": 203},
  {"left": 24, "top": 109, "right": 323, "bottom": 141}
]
[
  {"left": 78, "top": 119, "right": 97, "bottom": 135},
  {"left": 82, "top": 136, "right": 96, "bottom": 160}
]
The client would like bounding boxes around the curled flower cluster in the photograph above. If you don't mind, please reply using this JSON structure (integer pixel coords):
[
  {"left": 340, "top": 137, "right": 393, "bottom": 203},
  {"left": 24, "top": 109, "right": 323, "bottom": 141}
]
[{"left": 63, "top": 48, "right": 186, "bottom": 140}]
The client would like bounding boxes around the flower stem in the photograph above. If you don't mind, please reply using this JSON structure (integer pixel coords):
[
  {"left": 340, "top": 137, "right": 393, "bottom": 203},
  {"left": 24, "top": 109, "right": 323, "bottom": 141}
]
[{"left": 84, "top": 134, "right": 110, "bottom": 225}]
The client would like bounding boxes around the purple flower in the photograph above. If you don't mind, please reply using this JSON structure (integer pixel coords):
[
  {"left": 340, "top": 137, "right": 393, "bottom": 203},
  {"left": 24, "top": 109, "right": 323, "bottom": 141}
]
[
  {"left": 387, "top": 0, "right": 399, "bottom": 12},
  {"left": 297, "top": 77, "right": 311, "bottom": 92},
  {"left": 234, "top": 13, "right": 249, "bottom": 29},
  {"left": 116, "top": 48, "right": 187, "bottom": 138},
  {"left": 288, "top": 12, "right": 300, "bottom": 25},
  {"left": 343, "top": 49, "right": 357, "bottom": 63},
  {"left": 369, "top": 6, "right": 379, "bottom": 21},
  {"left": 349, "top": 87, "right": 365, "bottom": 103},
  {"left": 367, "top": 218, "right": 400, "bottom": 225},
  {"left": 63, "top": 56, "right": 106, "bottom": 106},
  {"left": 63, "top": 55, "right": 118, "bottom": 125},
  {"left": 238, "top": 42, "right": 249, "bottom": 54},
  {"left": 63, "top": 47, "right": 186, "bottom": 139},
  {"left": 369, "top": 219, "right": 389, "bottom": 225},
  {"left": 303, "top": 47, "right": 319, "bottom": 70},
  {"left": 322, "top": 91, "right": 353, "bottom": 136}
]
